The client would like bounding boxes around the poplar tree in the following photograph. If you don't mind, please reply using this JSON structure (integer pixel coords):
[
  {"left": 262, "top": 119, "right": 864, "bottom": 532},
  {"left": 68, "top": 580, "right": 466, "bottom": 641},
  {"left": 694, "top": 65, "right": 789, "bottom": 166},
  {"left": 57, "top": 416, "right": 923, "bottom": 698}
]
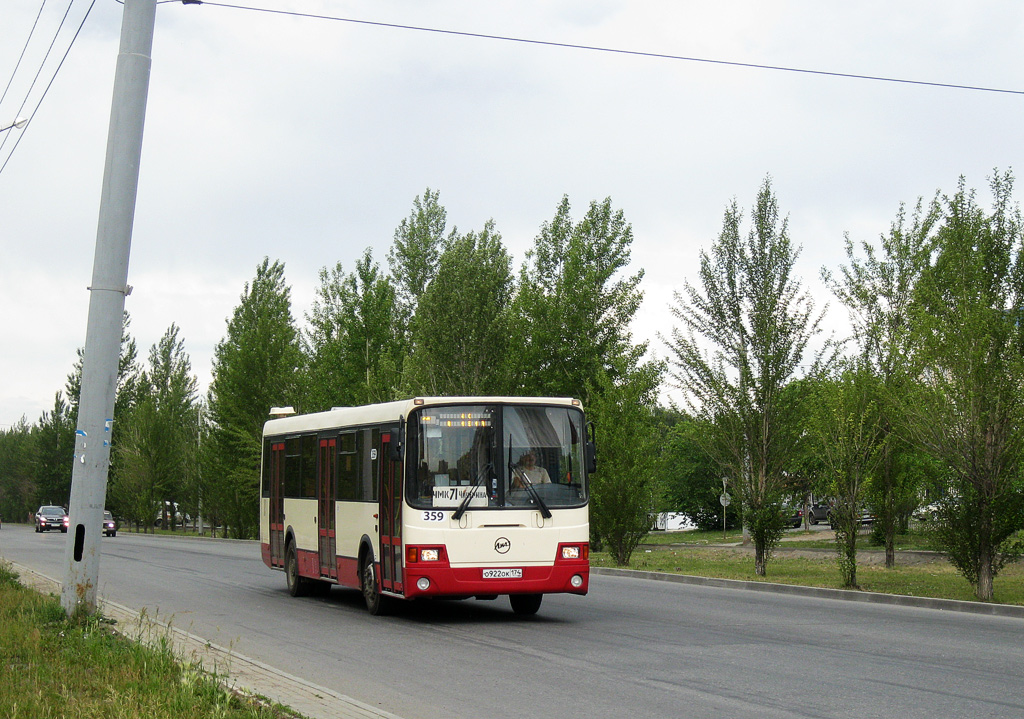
[
  {"left": 206, "top": 258, "right": 302, "bottom": 538},
  {"left": 304, "top": 248, "right": 403, "bottom": 409},
  {"left": 113, "top": 324, "right": 199, "bottom": 530},
  {"left": 906, "top": 171, "right": 1024, "bottom": 601},
  {"left": 666, "top": 178, "right": 828, "bottom": 576},
  {"left": 823, "top": 196, "right": 940, "bottom": 567},
  {"left": 405, "top": 221, "right": 513, "bottom": 395}
]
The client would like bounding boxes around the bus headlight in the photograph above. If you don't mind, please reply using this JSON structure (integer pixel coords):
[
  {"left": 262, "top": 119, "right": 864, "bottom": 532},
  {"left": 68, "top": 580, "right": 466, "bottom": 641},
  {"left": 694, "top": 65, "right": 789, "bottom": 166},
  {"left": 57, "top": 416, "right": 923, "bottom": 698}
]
[
  {"left": 561, "top": 545, "right": 580, "bottom": 560},
  {"left": 570, "top": 574, "right": 584, "bottom": 588},
  {"left": 421, "top": 548, "right": 440, "bottom": 562},
  {"left": 417, "top": 577, "right": 431, "bottom": 591}
]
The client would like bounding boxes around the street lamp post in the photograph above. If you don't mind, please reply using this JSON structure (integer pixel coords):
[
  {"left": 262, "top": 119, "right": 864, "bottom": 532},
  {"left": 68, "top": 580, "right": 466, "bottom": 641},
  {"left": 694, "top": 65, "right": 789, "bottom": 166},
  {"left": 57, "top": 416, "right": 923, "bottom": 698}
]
[{"left": 0, "top": 117, "right": 28, "bottom": 133}]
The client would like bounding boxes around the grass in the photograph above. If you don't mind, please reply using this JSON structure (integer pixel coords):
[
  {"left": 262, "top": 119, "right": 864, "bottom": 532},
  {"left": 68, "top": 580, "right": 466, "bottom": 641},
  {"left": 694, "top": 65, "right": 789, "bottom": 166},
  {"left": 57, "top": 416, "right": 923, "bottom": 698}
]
[
  {"left": 0, "top": 561, "right": 303, "bottom": 719},
  {"left": 595, "top": 527, "right": 1024, "bottom": 606}
]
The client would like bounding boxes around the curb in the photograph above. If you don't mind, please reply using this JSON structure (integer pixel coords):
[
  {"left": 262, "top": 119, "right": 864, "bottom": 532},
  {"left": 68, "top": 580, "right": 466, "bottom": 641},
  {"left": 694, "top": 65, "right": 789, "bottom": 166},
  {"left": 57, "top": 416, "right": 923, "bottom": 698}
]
[
  {"left": 5, "top": 561, "right": 404, "bottom": 719},
  {"left": 591, "top": 566, "right": 1024, "bottom": 619}
]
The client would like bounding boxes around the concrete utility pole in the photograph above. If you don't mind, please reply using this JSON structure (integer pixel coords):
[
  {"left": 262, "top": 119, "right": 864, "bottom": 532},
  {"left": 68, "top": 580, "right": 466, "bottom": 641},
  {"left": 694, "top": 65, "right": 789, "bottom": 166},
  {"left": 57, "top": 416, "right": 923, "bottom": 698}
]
[{"left": 62, "top": 0, "right": 157, "bottom": 616}]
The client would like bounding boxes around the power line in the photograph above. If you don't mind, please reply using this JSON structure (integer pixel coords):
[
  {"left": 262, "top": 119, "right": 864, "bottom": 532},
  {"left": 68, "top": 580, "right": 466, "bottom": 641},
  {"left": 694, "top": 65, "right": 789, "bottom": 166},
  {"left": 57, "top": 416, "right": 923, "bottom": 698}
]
[
  {"left": 183, "top": 1, "right": 1023, "bottom": 96},
  {"left": 0, "top": 0, "right": 49, "bottom": 108},
  {"left": 0, "top": 0, "right": 97, "bottom": 177}
]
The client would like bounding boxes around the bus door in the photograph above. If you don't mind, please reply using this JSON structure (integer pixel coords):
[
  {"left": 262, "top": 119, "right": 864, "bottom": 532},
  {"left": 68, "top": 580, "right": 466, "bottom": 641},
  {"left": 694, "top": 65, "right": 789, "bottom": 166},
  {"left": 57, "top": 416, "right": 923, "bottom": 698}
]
[
  {"left": 269, "top": 442, "right": 285, "bottom": 568},
  {"left": 318, "top": 437, "right": 337, "bottom": 579},
  {"left": 378, "top": 431, "right": 403, "bottom": 594}
]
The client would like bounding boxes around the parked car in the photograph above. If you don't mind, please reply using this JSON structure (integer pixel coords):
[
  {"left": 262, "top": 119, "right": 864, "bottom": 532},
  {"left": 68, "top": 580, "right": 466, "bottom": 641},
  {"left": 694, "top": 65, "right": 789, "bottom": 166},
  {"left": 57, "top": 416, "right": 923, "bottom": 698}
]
[
  {"left": 35, "top": 505, "right": 68, "bottom": 533},
  {"left": 913, "top": 502, "right": 940, "bottom": 522},
  {"left": 154, "top": 501, "right": 188, "bottom": 528},
  {"left": 102, "top": 510, "right": 118, "bottom": 537},
  {"left": 825, "top": 506, "right": 875, "bottom": 525},
  {"left": 783, "top": 505, "right": 804, "bottom": 528},
  {"left": 806, "top": 503, "right": 831, "bottom": 525}
]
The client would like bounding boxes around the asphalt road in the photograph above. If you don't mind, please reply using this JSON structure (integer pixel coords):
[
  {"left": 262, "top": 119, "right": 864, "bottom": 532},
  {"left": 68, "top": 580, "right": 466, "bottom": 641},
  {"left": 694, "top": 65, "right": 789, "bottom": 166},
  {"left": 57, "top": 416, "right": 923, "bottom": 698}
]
[{"left": 2, "top": 524, "right": 1022, "bottom": 719}]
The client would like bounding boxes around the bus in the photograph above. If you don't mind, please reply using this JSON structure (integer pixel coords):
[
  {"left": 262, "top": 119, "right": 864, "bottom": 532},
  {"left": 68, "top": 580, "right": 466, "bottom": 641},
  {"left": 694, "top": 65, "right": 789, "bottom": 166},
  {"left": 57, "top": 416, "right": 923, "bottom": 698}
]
[{"left": 259, "top": 396, "right": 594, "bottom": 615}]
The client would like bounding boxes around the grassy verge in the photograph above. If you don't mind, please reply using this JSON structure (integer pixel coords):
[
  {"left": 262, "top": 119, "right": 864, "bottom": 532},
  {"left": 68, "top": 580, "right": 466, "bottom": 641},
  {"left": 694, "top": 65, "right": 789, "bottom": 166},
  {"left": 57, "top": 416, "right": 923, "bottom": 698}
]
[
  {"left": 594, "top": 537, "right": 1024, "bottom": 606},
  {"left": 0, "top": 561, "right": 302, "bottom": 719}
]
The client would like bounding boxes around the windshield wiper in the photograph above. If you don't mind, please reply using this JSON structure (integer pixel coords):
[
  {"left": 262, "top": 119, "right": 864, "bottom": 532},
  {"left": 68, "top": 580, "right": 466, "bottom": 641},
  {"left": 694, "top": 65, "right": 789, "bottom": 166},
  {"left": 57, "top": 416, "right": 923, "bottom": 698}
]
[{"left": 453, "top": 462, "right": 492, "bottom": 521}]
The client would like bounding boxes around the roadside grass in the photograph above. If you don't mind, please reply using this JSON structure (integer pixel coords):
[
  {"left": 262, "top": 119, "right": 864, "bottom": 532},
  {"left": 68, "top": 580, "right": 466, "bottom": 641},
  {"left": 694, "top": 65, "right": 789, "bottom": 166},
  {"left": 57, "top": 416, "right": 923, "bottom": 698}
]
[
  {"left": 642, "top": 526, "right": 941, "bottom": 551},
  {"left": 593, "top": 543, "right": 1024, "bottom": 606},
  {"left": 0, "top": 561, "right": 301, "bottom": 719}
]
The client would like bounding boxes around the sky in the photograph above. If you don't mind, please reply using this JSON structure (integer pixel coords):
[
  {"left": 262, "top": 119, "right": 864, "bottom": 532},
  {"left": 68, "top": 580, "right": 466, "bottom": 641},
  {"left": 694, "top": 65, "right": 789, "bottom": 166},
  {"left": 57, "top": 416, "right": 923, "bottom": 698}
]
[{"left": 1, "top": 0, "right": 1021, "bottom": 429}]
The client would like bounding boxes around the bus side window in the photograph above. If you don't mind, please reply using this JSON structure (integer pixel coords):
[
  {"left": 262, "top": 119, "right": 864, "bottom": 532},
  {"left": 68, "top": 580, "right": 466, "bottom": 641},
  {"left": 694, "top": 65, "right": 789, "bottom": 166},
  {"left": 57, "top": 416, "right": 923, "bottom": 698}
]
[
  {"left": 362, "top": 429, "right": 377, "bottom": 501},
  {"left": 261, "top": 439, "right": 272, "bottom": 497},
  {"left": 301, "top": 434, "right": 317, "bottom": 498},
  {"left": 337, "top": 432, "right": 359, "bottom": 500},
  {"left": 284, "top": 437, "right": 301, "bottom": 498}
]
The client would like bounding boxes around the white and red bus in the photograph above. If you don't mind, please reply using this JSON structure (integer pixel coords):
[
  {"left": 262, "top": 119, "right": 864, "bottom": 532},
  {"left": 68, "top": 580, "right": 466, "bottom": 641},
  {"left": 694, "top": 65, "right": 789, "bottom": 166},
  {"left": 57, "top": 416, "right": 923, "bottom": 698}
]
[{"left": 260, "top": 396, "right": 594, "bottom": 615}]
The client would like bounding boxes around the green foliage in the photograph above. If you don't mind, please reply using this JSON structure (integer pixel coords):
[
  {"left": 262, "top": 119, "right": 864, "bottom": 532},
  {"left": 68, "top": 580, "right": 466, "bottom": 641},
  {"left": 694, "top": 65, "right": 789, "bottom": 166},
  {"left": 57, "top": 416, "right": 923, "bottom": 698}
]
[
  {"left": 824, "top": 194, "right": 940, "bottom": 567},
  {"left": 666, "top": 176, "right": 828, "bottom": 575},
  {"left": 906, "top": 170, "right": 1024, "bottom": 600},
  {"left": 659, "top": 411, "right": 740, "bottom": 531},
  {"left": 113, "top": 324, "right": 200, "bottom": 529},
  {"left": 0, "top": 567, "right": 291, "bottom": 718},
  {"left": 404, "top": 221, "right": 514, "bottom": 395},
  {"left": 587, "top": 364, "right": 663, "bottom": 565},
  {"left": 206, "top": 258, "right": 302, "bottom": 538},
  {"left": 304, "top": 248, "right": 404, "bottom": 409},
  {"left": 512, "top": 196, "right": 646, "bottom": 402},
  {"left": 388, "top": 188, "right": 454, "bottom": 334},
  {"left": 0, "top": 420, "right": 35, "bottom": 522},
  {"left": 809, "top": 361, "right": 883, "bottom": 588},
  {"left": 31, "top": 393, "right": 75, "bottom": 511}
]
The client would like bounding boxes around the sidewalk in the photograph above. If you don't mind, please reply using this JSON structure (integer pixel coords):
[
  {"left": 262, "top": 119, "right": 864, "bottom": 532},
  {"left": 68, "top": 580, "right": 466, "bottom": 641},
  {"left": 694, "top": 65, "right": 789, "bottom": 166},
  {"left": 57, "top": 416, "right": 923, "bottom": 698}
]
[{"left": 8, "top": 561, "right": 404, "bottom": 719}]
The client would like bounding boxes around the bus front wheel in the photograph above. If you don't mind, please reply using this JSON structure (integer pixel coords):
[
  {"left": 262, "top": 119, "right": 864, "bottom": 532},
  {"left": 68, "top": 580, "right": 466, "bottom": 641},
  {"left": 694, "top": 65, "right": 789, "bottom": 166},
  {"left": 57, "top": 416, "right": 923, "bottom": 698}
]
[
  {"left": 360, "top": 554, "right": 390, "bottom": 615},
  {"left": 510, "top": 593, "right": 542, "bottom": 615},
  {"left": 285, "top": 541, "right": 308, "bottom": 597}
]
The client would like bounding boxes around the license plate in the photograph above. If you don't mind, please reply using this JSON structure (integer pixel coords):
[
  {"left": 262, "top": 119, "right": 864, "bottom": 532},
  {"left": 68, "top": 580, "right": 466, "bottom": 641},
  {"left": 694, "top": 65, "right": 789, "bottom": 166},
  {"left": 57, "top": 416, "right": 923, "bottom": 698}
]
[{"left": 482, "top": 568, "right": 522, "bottom": 579}]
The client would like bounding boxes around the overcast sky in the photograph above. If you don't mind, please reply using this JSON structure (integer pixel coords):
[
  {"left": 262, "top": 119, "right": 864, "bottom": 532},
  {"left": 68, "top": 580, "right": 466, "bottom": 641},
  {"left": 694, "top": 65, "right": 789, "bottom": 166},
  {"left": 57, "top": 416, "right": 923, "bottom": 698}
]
[{"left": 1, "top": 0, "right": 1021, "bottom": 429}]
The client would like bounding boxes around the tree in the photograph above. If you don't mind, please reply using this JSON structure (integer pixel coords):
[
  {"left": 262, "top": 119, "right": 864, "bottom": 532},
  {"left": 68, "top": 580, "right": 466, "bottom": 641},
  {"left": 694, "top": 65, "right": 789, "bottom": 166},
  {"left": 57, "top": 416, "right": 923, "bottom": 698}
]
[
  {"left": 404, "top": 221, "right": 514, "bottom": 395},
  {"left": 0, "top": 419, "right": 35, "bottom": 522},
  {"left": 388, "top": 188, "right": 454, "bottom": 333},
  {"left": 660, "top": 411, "right": 740, "bottom": 532},
  {"left": 665, "top": 177, "right": 829, "bottom": 576},
  {"left": 587, "top": 363, "right": 663, "bottom": 565},
  {"left": 113, "top": 324, "right": 200, "bottom": 530},
  {"left": 206, "top": 258, "right": 303, "bottom": 538},
  {"left": 31, "top": 393, "right": 76, "bottom": 512},
  {"left": 304, "top": 248, "right": 403, "bottom": 410},
  {"left": 809, "top": 361, "right": 882, "bottom": 588},
  {"left": 905, "top": 171, "right": 1024, "bottom": 601},
  {"left": 823, "top": 196, "right": 941, "bottom": 567},
  {"left": 513, "top": 196, "right": 662, "bottom": 561},
  {"left": 512, "top": 196, "right": 646, "bottom": 402}
]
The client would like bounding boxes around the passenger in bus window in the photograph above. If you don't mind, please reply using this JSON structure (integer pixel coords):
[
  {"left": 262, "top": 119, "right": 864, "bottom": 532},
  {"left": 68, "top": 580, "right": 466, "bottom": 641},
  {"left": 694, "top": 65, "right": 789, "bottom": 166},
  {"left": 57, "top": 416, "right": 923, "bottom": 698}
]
[{"left": 512, "top": 451, "right": 551, "bottom": 489}]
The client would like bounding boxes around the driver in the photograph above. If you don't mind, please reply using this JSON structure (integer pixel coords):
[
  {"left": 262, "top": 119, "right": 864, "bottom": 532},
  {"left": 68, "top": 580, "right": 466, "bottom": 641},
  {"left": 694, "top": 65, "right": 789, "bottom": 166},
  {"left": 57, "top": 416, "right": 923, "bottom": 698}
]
[{"left": 512, "top": 450, "right": 551, "bottom": 489}]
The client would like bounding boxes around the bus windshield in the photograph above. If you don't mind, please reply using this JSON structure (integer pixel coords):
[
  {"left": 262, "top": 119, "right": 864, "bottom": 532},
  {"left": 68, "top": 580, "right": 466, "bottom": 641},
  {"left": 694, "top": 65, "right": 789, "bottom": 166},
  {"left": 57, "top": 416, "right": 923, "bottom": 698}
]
[{"left": 407, "top": 403, "right": 588, "bottom": 511}]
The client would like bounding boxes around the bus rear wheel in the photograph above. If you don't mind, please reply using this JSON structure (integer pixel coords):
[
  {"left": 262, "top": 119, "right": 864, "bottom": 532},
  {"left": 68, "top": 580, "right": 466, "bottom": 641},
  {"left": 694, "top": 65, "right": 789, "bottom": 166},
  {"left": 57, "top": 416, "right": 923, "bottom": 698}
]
[{"left": 510, "top": 593, "right": 543, "bottom": 615}]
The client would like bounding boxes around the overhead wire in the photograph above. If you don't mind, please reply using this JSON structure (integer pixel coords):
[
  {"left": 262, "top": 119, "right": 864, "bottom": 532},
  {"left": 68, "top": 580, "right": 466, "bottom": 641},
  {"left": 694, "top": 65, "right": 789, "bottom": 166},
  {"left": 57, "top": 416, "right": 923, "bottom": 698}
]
[
  {"left": 0, "top": 0, "right": 97, "bottom": 176},
  {"left": 0, "top": 0, "right": 49, "bottom": 108},
  {"left": 185, "top": 0, "right": 1023, "bottom": 96}
]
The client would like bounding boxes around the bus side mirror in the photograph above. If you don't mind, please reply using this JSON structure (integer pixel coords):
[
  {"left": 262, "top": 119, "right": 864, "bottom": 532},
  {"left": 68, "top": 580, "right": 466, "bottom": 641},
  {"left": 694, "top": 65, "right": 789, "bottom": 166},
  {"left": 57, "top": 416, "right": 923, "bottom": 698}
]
[{"left": 585, "top": 421, "right": 597, "bottom": 474}]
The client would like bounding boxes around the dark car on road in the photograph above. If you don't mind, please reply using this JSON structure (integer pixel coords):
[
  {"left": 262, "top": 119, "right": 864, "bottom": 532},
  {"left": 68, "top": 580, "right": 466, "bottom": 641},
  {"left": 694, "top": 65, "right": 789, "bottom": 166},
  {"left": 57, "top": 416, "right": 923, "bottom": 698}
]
[
  {"left": 35, "top": 505, "right": 68, "bottom": 533},
  {"left": 806, "top": 503, "right": 832, "bottom": 525},
  {"left": 102, "top": 510, "right": 118, "bottom": 537},
  {"left": 783, "top": 505, "right": 804, "bottom": 528}
]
